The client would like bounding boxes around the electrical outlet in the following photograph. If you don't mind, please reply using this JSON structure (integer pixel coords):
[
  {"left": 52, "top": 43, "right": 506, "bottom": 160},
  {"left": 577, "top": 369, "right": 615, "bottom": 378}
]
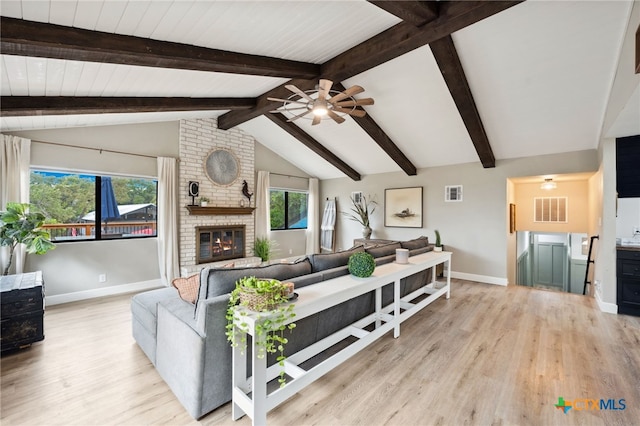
[
  {"left": 98, "top": 274, "right": 107, "bottom": 283},
  {"left": 289, "top": 249, "right": 293, "bottom": 255}
]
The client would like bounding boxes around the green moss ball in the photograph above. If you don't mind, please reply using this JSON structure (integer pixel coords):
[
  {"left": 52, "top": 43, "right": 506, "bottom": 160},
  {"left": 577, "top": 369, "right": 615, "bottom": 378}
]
[{"left": 348, "top": 252, "right": 376, "bottom": 278}]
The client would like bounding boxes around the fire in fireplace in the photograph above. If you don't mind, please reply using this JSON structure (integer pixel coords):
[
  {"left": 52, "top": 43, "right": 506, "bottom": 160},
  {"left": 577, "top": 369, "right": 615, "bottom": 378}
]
[{"left": 196, "top": 225, "right": 245, "bottom": 264}]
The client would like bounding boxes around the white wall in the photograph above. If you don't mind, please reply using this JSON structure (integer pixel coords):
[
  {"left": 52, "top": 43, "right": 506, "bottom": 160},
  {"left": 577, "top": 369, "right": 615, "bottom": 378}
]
[
  {"left": 254, "top": 141, "right": 311, "bottom": 258},
  {"left": 321, "top": 150, "right": 598, "bottom": 285},
  {"left": 7, "top": 122, "right": 179, "bottom": 303},
  {"left": 616, "top": 198, "right": 640, "bottom": 238}
]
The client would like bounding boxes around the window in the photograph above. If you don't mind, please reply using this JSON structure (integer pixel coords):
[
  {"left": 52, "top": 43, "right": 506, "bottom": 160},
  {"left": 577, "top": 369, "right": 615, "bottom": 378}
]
[
  {"left": 30, "top": 170, "right": 158, "bottom": 241},
  {"left": 270, "top": 189, "right": 308, "bottom": 230}
]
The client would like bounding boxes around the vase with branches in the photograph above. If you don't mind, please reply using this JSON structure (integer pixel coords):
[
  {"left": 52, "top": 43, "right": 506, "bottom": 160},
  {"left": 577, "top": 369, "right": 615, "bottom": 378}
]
[{"left": 342, "top": 194, "right": 377, "bottom": 239}]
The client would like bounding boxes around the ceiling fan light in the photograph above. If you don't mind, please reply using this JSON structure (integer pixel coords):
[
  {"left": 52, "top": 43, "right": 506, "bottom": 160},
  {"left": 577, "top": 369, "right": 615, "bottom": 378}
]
[{"left": 312, "top": 105, "right": 328, "bottom": 116}]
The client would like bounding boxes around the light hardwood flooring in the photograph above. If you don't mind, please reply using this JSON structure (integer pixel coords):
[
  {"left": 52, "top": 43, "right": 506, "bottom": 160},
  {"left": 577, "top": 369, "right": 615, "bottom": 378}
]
[{"left": 2, "top": 280, "right": 639, "bottom": 426}]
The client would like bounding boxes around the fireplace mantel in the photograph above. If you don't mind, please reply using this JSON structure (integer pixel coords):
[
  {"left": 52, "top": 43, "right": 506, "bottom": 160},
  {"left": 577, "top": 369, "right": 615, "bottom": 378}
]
[{"left": 186, "top": 206, "right": 255, "bottom": 215}]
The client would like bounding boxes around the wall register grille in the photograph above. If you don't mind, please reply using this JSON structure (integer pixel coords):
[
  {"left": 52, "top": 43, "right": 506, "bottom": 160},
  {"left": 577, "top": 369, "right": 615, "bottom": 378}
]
[
  {"left": 445, "top": 185, "right": 463, "bottom": 202},
  {"left": 534, "top": 197, "right": 568, "bottom": 223}
]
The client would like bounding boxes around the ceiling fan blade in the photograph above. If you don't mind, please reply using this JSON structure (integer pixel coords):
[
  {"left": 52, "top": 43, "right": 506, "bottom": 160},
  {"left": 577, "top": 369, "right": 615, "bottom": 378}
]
[
  {"left": 312, "top": 115, "right": 322, "bottom": 126},
  {"left": 317, "top": 79, "right": 333, "bottom": 102},
  {"left": 327, "top": 110, "right": 346, "bottom": 124},
  {"left": 333, "top": 107, "right": 367, "bottom": 118},
  {"left": 333, "top": 98, "right": 374, "bottom": 107},
  {"left": 287, "top": 109, "right": 312, "bottom": 121},
  {"left": 267, "top": 97, "right": 309, "bottom": 106},
  {"left": 284, "top": 84, "right": 314, "bottom": 102},
  {"left": 329, "top": 85, "right": 365, "bottom": 103}
]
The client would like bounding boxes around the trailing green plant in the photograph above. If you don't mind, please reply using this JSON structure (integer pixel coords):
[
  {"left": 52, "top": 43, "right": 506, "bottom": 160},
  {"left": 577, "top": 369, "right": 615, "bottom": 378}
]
[
  {"left": 348, "top": 252, "right": 376, "bottom": 278},
  {"left": 0, "top": 202, "right": 55, "bottom": 275},
  {"left": 434, "top": 229, "right": 442, "bottom": 247},
  {"left": 342, "top": 194, "right": 377, "bottom": 228},
  {"left": 254, "top": 237, "right": 276, "bottom": 262},
  {"left": 225, "top": 276, "right": 296, "bottom": 386}
]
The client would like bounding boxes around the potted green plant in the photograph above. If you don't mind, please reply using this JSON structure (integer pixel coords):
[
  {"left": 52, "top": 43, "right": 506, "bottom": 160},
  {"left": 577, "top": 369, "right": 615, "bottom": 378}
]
[
  {"left": 348, "top": 252, "right": 376, "bottom": 277},
  {"left": 254, "top": 237, "right": 275, "bottom": 262},
  {"left": 0, "top": 202, "right": 55, "bottom": 276},
  {"left": 225, "top": 276, "right": 296, "bottom": 386},
  {"left": 342, "top": 194, "right": 377, "bottom": 239},
  {"left": 199, "top": 197, "right": 210, "bottom": 207},
  {"left": 434, "top": 229, "right": 443, "bottom": 252}
]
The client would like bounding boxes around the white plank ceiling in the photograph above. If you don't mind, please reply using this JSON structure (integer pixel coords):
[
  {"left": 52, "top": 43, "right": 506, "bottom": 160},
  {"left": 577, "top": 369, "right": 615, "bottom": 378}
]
[{"left": 0, "top": 0, "right": 637, "bottom": 180}]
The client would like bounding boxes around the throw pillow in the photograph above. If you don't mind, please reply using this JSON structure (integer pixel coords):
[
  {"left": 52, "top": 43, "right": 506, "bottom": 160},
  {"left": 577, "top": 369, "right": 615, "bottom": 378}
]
[
  {"left": 400, "top": 236, "right": 429, "bottom": 250},
  {"left": 172, "top": 274, "right": 200, "bottom": 304}
]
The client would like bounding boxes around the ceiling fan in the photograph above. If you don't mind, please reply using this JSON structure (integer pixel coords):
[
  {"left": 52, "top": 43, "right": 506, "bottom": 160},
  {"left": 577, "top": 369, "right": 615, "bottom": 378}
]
[{"left": 268, "top": 79, "right": 374, "bottom": 125}]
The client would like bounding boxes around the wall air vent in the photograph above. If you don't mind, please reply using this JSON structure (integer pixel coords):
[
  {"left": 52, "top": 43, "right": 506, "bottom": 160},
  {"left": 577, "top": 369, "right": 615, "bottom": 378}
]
[
  {"left": 445, "top": 185, "right": 463, "bottom": 202},
  {"left": 534, "top": 197, "right": 568, "bottom": 223}
]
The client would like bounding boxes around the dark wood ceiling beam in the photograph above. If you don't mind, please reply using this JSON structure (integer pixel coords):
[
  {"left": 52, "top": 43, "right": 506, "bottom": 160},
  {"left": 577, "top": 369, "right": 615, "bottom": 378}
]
[
  {"left": 430, "top": 35, "right": 495, "bottom": 168},
  {"left": 367, "top": 1, "right": 439, "bottom": 27},
  {"left": 0, "top": 96, "right": 255, "bottom": 117},
  {"left": 334, "top": 84, "right": 416, "bottom": 176},
  {"left": 0, "top": 17, "right": 319, "bottom": 79},
  {"left": 218, "top": 1, "right": 523, "bottom": 129},
  {"left": 265, "top": 113, "right": 361, "bottom": 181},
  {"left": 322, "top": 1, "right": 523, "bottom": 82}
]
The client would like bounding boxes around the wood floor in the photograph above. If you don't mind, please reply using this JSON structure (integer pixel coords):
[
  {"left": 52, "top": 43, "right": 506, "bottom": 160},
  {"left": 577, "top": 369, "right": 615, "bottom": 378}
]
[{"left": 2, "top": 279, "right": 639, "bottom": 426}]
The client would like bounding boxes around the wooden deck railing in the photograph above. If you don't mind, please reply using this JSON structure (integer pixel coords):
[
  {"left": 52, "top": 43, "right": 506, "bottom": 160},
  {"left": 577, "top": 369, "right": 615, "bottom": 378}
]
[{"left": 42, "top": 221, "right": 157, "bottom": 240}]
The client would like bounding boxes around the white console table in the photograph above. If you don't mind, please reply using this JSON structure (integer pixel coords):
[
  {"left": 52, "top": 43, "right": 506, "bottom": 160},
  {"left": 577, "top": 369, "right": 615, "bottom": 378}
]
[{"left": 231, "top": 250, "right": 452, "bottom": 425}]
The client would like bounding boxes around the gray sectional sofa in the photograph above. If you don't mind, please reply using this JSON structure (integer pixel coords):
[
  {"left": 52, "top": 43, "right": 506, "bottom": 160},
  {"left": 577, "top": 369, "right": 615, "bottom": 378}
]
[{"left": 131, "top": 237, "right": 432, "bottom": 419}]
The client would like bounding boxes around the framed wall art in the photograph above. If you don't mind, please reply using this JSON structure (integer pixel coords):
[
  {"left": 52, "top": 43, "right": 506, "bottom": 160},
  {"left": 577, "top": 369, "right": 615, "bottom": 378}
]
[{"left": 384, "top": 187, "right": 423, "bottom": 228}]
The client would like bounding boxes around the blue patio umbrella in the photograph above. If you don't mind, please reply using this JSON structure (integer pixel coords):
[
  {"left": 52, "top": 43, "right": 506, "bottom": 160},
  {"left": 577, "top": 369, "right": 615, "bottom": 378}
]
[{"left": 101, "top": 176, "right": 121, "bottom": 225}]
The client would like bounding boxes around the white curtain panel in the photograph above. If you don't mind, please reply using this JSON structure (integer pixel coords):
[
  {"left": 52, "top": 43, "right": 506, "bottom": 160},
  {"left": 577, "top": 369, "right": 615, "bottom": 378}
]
[
  {"left": 255, "top": 171, "right": 271, "bottom": 240},
  {"left": 157, "top": 157, "right": 179, "bottom": 285},
  {"left": 1, "top": 135, "right": 31, "bottom": 274},
  {"left": 320, "top": 198, "right": 337, "bottom": 253},
  {"left": 305, "top": 177, "right": 319, "bottom": 254}
]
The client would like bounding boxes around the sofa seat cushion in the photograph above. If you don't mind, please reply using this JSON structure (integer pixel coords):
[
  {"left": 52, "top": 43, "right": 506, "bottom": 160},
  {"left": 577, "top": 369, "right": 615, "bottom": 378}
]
[
  {"left": 131, "top": 287, "right": 178, "bottom": 335},
  {"left": 400, "top": 236, "right": 429, "bottom": 250},
  {"left": 309, "top": 245, "right": 364, "bottom": 272},
  {"left": 366, "top": 242, "right": 401, "bottom": 258}
]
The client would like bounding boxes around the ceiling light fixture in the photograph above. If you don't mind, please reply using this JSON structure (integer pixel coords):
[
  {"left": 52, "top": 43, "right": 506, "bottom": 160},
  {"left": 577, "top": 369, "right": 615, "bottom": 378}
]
[
  {"left": 268, "top": 79, "right": 373, "bottom": 126},
  {"left": 541, "top": 178, "right": 557, "bottom": 190}
]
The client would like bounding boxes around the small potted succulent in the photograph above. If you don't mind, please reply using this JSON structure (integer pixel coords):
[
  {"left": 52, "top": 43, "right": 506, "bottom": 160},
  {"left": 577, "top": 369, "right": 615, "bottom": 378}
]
[
  {"left": 348, "top": 252, "right": 376, "bottom": 277},
  {"left": 225, "top": 276, "right": 296, "bottom": 386},
  {"left": 434, "top": 230, "right": 443, "bottom": 252},
  {"left": 199, "top": 197, "right": 210, "bottom": 207}
]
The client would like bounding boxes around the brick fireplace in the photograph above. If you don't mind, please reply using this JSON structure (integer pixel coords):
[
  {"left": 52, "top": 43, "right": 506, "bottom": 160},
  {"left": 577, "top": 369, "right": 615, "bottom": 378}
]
[{"left": 178, "top": 118, "right": 256, "bottom": 275}]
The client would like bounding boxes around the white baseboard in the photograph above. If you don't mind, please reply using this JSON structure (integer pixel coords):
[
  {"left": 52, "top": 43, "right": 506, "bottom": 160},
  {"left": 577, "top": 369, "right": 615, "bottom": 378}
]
[
  {"left": 450, "top": 271, "right": 508, "bottom": 286},
  {"left": 45, "top": 279, "right": 164, "bottom": 306},
  {"left": 595, "top": 290, "right": 618, "bottom": 314}
]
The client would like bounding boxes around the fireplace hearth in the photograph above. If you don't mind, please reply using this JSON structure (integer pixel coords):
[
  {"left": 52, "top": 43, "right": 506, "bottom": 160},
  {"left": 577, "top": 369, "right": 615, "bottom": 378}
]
[{"left": 196, "top": 225, "right": 245, "bottom": 264}]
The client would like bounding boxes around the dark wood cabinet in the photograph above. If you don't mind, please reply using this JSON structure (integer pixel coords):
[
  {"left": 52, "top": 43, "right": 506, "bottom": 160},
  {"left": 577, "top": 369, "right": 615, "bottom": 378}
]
[
  {"left": 1, "top": 271, "right": 45, "bottom": 352},
  {"left": 616, "top": 135, "right": 640, "bottom": 198},
  {"left": 617, "top": 249, "right": 640, "bottom": 317}
]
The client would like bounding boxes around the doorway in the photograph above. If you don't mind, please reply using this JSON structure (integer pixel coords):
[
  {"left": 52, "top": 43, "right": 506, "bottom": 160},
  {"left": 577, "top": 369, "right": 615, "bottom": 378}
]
[{"left": 516, "top": 231, "right": 588, "bottom": 294}]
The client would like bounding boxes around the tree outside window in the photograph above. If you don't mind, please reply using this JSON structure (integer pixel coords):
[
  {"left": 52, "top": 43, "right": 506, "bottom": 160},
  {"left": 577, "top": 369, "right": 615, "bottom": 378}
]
[{"left": 270, "top": 189, "right": 308, "bottom": 230}]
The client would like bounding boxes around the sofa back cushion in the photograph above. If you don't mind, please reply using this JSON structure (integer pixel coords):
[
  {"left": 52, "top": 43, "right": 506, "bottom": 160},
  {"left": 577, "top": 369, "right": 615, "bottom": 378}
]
[
  {"left": 366, "top": 242, "right": 401, "bottom": 258},
  {"left": 199, "top": 258, "right": 313, "bottom": 302},
  {"left": 400, "top": 236, "right": 429, "bottom": 250},
  {"left": 309, "top": 245, "right": 364, "bottom": 272}
]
